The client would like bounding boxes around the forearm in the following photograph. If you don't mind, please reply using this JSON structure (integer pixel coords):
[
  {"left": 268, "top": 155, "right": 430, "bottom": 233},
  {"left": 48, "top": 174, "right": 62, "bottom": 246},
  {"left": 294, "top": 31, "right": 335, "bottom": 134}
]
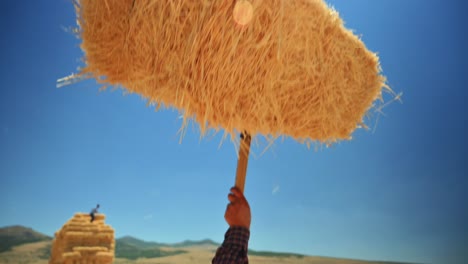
[{"left": 212, "top": 226, "right": 250, "bottom": 264}]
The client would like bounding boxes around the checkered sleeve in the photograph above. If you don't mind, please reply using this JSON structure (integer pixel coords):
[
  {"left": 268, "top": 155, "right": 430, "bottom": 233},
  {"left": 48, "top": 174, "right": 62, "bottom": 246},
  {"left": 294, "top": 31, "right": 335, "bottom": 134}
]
[{"left": 212, "top": 226, "right": 250, "bottom": 264}]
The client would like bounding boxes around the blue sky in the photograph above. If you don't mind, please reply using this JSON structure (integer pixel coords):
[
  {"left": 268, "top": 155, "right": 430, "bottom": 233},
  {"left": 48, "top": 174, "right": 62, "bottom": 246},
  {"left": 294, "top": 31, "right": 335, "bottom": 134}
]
[{"left": 1, "top": 1, "right": 467, "bottom": 264}]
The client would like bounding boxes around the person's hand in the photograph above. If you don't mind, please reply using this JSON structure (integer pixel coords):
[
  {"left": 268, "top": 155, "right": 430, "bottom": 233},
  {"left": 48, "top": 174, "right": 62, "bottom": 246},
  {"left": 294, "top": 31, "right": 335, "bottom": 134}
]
[{"left": 224, "top": 187, "right": 251, "bottom": 229}]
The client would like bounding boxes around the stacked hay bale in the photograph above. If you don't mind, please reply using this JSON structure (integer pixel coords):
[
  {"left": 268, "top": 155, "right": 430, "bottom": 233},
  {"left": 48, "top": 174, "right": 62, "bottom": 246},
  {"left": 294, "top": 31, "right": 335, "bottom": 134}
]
[{"left": 49, "top": 213, "right": 114, "bottom": 264}]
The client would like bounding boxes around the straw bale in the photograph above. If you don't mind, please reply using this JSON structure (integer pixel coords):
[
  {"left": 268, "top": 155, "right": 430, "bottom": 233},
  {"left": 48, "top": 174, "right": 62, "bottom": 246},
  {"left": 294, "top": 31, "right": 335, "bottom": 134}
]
[
  {"left": 65, "top": 231, "right": 93, "bottom": 237},
  {"left": 94, "top": 233, "right": 113, "bottom": 238},
  {"left": 62, "top": 252, "right": 81, "bottom": 258},
  {"left": 96, "top": 252, "right": 114, "bottom": 258},
  {"left": 49, "top": 213, "right": 114, "bottom": 264},
  {"left": 73, "top": 246, "right": 108, "bottom": 252},
  {"left": 68, "top": 0, "right": 390, "bottom": 145}
]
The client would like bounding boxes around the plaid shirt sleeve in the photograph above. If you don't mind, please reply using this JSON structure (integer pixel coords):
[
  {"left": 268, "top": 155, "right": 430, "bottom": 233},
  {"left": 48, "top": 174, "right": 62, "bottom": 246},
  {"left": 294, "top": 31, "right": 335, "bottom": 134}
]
[{"left": 212, "top": 226, "right": 250, "bottom": 264}]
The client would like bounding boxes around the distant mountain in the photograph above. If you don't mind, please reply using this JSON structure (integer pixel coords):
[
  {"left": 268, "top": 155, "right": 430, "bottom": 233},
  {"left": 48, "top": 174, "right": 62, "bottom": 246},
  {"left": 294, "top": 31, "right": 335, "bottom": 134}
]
[
  {"left": 117, "top": 236, "right": 166, "bottom": 249},
  {"left": 116, "top": 236, "right": 218, "bottom": 248},
  {"left": 0, "top": 226, "right": 51, "bottom": 253},
  {"left": 115, "top": 236, "right": 187, "bottom": 260},
  {"left": 170, "top": 238, "right": 219, "bottom": 248}
]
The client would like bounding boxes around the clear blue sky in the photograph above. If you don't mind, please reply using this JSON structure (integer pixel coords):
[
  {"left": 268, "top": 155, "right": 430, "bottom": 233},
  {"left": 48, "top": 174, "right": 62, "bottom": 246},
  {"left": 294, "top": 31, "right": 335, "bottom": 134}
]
[{"left": 1, "top": 1, "right": 467, "bottom": 264}]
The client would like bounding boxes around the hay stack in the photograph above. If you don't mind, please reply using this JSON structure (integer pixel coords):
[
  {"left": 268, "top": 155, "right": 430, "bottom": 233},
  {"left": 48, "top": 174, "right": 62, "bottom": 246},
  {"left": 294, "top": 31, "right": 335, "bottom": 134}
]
[
  {"left": 69, "top": 0, "right": 389, "bottom": 144},
  {"left": 49, "top": 213, "right": 115, "bottom": 264}
]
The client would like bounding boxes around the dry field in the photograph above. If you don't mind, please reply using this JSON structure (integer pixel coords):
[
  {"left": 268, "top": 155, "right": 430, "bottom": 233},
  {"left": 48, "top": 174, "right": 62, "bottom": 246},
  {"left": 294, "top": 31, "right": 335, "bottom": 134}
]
[
  {"left": 1, "top": 241, "right": 406, "bottom": 264},
  {"left": 115, "top": 244, "right": 402, "bottom": 264},
  {"left": 0, "top": 241, "right": 49, "bottom": 264}
]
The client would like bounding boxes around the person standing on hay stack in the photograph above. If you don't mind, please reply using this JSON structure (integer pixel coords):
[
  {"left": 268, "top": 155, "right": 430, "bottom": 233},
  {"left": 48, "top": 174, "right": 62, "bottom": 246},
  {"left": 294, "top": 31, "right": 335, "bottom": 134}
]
[
  {"left": 89, "top": 204, "right": 99, "bottom": 223},
  {"left": 212, "top": 187, "right": 251, "bottom": 264}
]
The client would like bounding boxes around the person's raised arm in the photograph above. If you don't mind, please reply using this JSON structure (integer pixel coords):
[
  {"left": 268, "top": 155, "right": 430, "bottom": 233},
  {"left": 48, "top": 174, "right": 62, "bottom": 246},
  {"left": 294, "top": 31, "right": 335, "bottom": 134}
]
[{"left": 212, "top": 187, "right": 251, "bottom": 264}]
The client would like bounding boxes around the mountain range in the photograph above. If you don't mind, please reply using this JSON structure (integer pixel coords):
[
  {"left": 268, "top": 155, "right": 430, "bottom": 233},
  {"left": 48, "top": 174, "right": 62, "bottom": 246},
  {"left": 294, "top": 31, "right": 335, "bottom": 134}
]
[{"left": 0, "top": 226, "right": 416, "bottom": 264}]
